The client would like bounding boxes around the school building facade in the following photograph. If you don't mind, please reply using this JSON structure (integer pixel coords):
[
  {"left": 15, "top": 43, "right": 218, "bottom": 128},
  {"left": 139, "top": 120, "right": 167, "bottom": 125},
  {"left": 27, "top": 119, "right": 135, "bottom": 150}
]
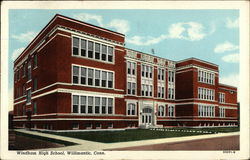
[{"left": 13, "top": 14, "right": 238, "bottom": 130}]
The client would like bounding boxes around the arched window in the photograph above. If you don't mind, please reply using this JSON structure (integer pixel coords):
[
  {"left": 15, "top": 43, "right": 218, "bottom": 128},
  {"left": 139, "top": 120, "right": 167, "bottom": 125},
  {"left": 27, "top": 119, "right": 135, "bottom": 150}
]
[{"left": 127, "top": 103, "right": 136, "bottom": 115}]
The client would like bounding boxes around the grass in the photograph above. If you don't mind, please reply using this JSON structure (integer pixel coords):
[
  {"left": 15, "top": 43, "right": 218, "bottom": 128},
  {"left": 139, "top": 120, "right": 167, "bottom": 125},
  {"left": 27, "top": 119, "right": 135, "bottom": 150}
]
[
  {"left": 15, "top": 131, "right": 77, "bottom": 146},
  {"left": 44, "top": 127, "right": 239, "bottom": 143}
]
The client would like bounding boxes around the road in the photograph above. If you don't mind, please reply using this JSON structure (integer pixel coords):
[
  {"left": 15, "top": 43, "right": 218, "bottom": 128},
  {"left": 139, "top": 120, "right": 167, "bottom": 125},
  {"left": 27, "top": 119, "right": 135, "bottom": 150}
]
[{"left": 109, "top": 135, "right": 239, "bottom": 150}]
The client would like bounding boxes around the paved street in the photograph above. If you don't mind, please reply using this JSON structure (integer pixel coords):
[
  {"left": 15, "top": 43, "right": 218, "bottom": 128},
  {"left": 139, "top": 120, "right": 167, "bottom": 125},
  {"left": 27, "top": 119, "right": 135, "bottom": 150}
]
[{"left": 109, "top": 135, "right": 239, "bottom": 150}]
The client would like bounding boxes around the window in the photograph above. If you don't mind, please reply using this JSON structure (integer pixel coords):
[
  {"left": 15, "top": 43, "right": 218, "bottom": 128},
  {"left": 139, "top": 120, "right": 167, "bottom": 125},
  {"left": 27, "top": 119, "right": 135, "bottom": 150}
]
[
  {"left": 158, "top": 105, "right": 165, "bottom": 116},
  {"left": 85, "top": 123, "right": 92, "bottom": 129},
  {"left": 33, "top": 101, "right": 37, "bottom": 114},
  {"left": 108, "top": 46, "right": 113, "bottom": 62},
  {"left": 198, "top": 69, "right": 215, "bottom": 85},
  {"left": 108, "top": 98, "right": 113, "bottom": 114},
  {"left": 27, "top": 60, "right": 32, "bottom": 80},
  {"left": 95, "top": 43, "right": 100, "bottom": 60},
  {"left": 142, "top": 65, "right": 145, "bottom": 77},
  {"left": 198, "top": 105, "right": 215, "bottom": 117},
  {"left": 132, "top": 83, "right": 136, "bottom": 95},
  {"left": 95, "top": 97, "right": 100, "bottom": 114},
  {"left": 219, "top": 107, "right": 226, "bottom": 117},
  {"left": 158, "top": 87, "right": 165, "bottom": 98},
  {"left": 168, "top": 71, "right": 175, "bottom": 82},
  {"left": 127, "top": 82, "right": 131, "bottom": 94},
  {"left": 33, "top": 54, "right": 37, "bottom": 68},
  {"left": 127, "top": 82, "right": 136, "bottom": 95},
  {"left": 22, "top": 104, "right": 26, "bottom": 116},
  {"left": 101, "top": 44, "right": 107, "bottom": 61},
  {"left": 88, "top": 41, "right": 94, "bottom": 58},
  {"left": 95, "top": 70, "right": 100, "bottom": 86},
  {"left": 131, "top": 62, "right": 136, "bottom": 75},
  {"left": 158, "top": 87, "right": 161, "bottom": 97},
  {"left": 219, "top": 93, "right": 225, "bottom": 103},
  {"left": 127, "top": 62, "right": 131, "bottom": 74},
  {"left": 96, "top": 123, "right": 101, "bottom": 129},
  {"left": 73, "top": 37, "right": 79, "bottom": 55},
  {"left": 168, "top": 105, "right": 175, "bottom": 117},
  {"left": 88, "top": 96, "right": 93, "bottom": 114},
  {"left": 80, "top": 96, "right": 86, "bottom": 113},
  {"left": 108, "top": 123, "right": 113, "bottom": 128},
  {"left": 198, "top": 87, "right": 215, "bottom": 101},
  {"left": 141, "top": 84, "right": 152, "bottom": 97},
  {"left": 73, "top": 66, "right": 79, "bottom": 84},
  {"left": 73, "top": 95, "right": 79, "bottom": 113},
  {"left": 158, "top": 69, "right": 165, "bottom": 80},
  {"left": 26, "top": 89, "right": 31, "bottom": 104},
  {"left": 102, "top": 71, "right": 107, "bottom": 87},
  {"left": 22, "top": 84, "right": 26, "bottom": 96},
  {"left": 168, "top": 88, "right": 175, "bottom": 99},
  {"left": 23, "top": 63, "right": 26, "bottom": 77},
  {"left": 142, "top": 64, "right": 152, "bottom": 78},
  {"left": 81, "top": 39, "right": 87, "bottom": 57},
  {"left": 127, "top": 103, "right": 136, "bottom": 115},
  {"left": 81, "top": 67, "right": 87, "bottom": 85},
  {"left": 108, "top": 72, "right": 113, "bottom": 88},
  {"left": 72, "top": 123, "right": 79, "bottom": 129},
  {"left": 33, "top": 78, "right": 37, "bottom": 91},
  {"left": 127, "top": 61, "right": 136, "bottom": 75},
  {"left": 149, "top": 67, "right": 152, "bottom": 78},
  {"left": 102, "top": 98, "right": 107, "bottom": 114},
  {"left": 88, "top": 69, "right": 94, "bottom": 85}
]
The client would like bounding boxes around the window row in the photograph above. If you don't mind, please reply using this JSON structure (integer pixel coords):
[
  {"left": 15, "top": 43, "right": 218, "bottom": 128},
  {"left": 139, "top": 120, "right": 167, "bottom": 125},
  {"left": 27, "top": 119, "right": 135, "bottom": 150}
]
[
  {"left": 72, "top": 95, "right": 113, "bottom": 114},
  {"left": 127, "top": 61, "right": 136, "bottom": 76},
  {"left": 198, "top": 88, "right": 215, "bottom": 101},
  {"left": 127, "top": 82, "right": 136, "bottom": 95},
  {"left": 73, "top": 37, "right": 114, "bottom": 63},
  {"left": 141, "top": 84, "right": 153, "bottom": 97},
  {"left": 158, "top": 68, "right": 165, "bottom": 81},
  {"left": 73, "top": 65, "right": 114, "bottom": 89},
  {"left": 157, "top": 105, "right": 175, "bottom": 117},
  {"left": 198, "top": 105, "right": 215, "bottom": 117},
  {"left": 158, "top": 86, "right": 165, "bottom": 98},
  {"left": 141, "top": 64, "right": 153, "bottom": 78},
  {"left": 219, "top": 92, "right": 225, "bottom": 103},
  {"left": 14, "top": 54, "right": 37, "bottom": 82},
  {"left": 198, "top": 70, "right": 215, "bottom": 85},
  {"left": 219, "top": 107, "right": 226, "bottom": 117},
  {"left": 168, "top": 71, "right": 175, "bottom": 82},
  {"left": 168, "top": 88, "right": 175, "bottom": 99}
]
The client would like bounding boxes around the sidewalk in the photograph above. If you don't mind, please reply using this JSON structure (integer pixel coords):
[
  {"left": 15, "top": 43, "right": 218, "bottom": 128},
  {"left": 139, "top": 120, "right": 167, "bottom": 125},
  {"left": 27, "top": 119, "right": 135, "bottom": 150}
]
[{"left": 15, "top": 129, "right": 240, "bottom": 151}]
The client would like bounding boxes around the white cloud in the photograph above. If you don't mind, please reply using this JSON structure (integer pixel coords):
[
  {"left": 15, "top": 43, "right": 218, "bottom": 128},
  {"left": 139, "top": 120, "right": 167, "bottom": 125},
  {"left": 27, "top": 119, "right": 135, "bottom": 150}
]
[
  {"left": 126, "top": 21, "right": 206, "bottom": 46},
  {"left": 214, "top": 41, "right": 239, "bottom": 53},
  {"left": 220, "top": 73, "right": 239, "bottom": 88},
  {"left": 12, "top": 31, "right": 37, "bottom": 43},
  {"left": 126, "top": 35, "right": 167, "bottom": 46},
  {"left": 168, "top": 22, "right": 206, "bottom": 41},
  {"left": 108, "top": 19, "right": 130, "bottom": 34},
  {"left": 226, "top": 17, "right": 239, "bottom": 29},
  {"left": 73, "top": 13, "right": 104, "bottom": 27},
  {"left": 11, "top": 47, "right": 25, "bottom": 61},
  {"left": 222, "top": 53, "right": 239, "bottom": 63}
]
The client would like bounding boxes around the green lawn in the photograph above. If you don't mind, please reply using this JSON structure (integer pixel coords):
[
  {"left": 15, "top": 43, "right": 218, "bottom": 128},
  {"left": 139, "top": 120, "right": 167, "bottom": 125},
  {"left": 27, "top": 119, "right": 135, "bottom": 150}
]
[{"left": 44, "top": 127, "right": 239, "bottom": 143}]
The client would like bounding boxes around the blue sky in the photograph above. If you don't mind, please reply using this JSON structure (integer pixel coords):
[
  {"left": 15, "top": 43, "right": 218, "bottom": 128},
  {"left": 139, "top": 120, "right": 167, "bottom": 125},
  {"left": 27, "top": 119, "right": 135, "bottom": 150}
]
[{"left": 9, "top": 9, "right": 239, "bottom": 107}]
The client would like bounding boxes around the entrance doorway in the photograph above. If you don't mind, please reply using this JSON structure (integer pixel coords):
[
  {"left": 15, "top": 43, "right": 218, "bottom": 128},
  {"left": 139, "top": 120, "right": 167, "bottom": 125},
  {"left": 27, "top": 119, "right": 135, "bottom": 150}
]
[{"left": 141, "top": 108, "right": 153, "bottom": 126}]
